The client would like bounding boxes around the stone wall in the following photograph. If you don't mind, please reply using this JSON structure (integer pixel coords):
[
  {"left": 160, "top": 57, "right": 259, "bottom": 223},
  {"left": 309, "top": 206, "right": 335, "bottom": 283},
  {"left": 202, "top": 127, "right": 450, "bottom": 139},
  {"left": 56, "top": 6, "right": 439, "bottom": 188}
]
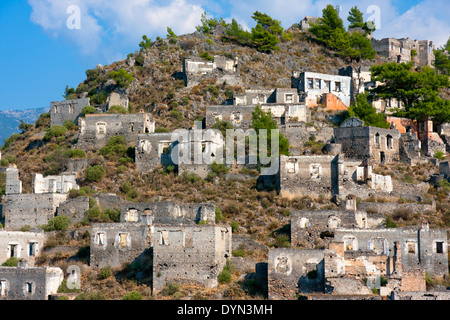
[
  {"left": 268, "top": 248, "right": 325, "bottom": 300},
  {"left": 56, "top": 197, "right": 90, "bottom": 223},
  {"left": 0, "top": 231, "right": 45, "bottom": 266},
  {"left": 333, "top": 226, "right": 448, "bottom": 276},
  {"left": 291, "top": 209, "right": 385, "bottom": 248},
  {"left": 152, "top": 225, "right": 231, "bottom": 292},
  {"left": 3, "top": 193, "right": 68, "bottom": 230},
  {"left": 135, "top": 133, "right": 174, "bottom": 173},
  {"left": 0, "top": 264, "right": 63, "bottom": 300},
  {"left": 358, "top": 201, "right": 436, "bottom": 215},
  {"left": 50, "top": 97, "right": 90, "bottom": 127},
  {"left": 334, "top": 123, "right": 401, "bottom": 164},
  {"left": 76, "top": 113, "right": 155, "bottom": 150},
  {"left": 89, "top": 222, "right": 151, "bottom": 268},
  {"left": 120, "top": 201, "right": 216, "bottom": 225}
]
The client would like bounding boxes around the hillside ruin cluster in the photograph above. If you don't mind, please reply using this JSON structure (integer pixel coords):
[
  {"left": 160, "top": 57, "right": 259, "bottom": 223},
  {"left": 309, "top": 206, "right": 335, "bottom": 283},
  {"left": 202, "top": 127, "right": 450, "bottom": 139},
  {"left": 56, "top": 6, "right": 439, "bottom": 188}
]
[{"left": 0, "top": 18, "right": 449, "bottom": 301}]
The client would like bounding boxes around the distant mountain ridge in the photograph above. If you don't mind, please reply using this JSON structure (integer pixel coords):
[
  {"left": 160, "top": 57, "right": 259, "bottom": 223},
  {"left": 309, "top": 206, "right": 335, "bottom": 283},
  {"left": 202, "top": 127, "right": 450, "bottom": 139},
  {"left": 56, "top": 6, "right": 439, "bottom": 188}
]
[{"left": 0, "top": 107, "right": 49, "bottom": 146}]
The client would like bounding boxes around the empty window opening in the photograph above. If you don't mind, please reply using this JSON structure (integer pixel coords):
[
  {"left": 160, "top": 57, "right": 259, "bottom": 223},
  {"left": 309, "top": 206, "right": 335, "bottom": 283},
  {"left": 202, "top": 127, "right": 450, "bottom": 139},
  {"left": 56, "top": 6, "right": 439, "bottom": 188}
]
[
  {"left": 0, "top": 280, "right": 6, "bottom": 297},
  {"left": 436, "top": 242, "right": 444, "bottom": 254},
  {"left": 29, "top": 243, "right": 37, "bottom": 256},
  {"left": 119, "top": 233, "right": 128, "bottom": 247},
  {"left": 407, "top": 242, "right": 416, "bottom": 254},
  {"left": 9, "top": 244, "right": 17, "bottom": 258},
  {"left": 387, "top": 135, "right": 393, "bottom": 149},
  {"left": 26, "top": 282, "right": 33, "bottom": 294},
  {"left": 96, "top": 233, "right": 105, "bottom": 246}
]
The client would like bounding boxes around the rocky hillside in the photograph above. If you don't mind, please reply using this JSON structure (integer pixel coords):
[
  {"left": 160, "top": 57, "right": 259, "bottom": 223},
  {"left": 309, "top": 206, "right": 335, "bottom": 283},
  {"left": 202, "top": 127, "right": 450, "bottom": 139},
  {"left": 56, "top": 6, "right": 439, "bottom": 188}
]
[{"left": 0, "top": 23, "right": 449, "bottom": 300}]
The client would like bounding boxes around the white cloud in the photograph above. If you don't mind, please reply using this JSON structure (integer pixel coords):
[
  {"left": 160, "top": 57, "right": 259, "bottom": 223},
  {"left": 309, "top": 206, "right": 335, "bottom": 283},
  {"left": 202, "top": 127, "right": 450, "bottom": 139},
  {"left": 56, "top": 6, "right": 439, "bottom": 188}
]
[
  {"left": 28, "top": 0, "right": 450, "bottom": 60},
  {"left": 377, "top": 0, "right": 450, "bottom": 47},
  {"left": 28, "top": 0, "right": 205, "bottom": 61}
]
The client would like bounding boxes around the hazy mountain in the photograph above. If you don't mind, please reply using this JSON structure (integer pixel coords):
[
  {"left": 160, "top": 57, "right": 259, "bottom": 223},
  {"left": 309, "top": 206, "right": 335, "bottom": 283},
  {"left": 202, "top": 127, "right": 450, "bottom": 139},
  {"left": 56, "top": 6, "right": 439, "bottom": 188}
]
[{"left": 0, "top": 107, "right": 49, "bottom": 146}]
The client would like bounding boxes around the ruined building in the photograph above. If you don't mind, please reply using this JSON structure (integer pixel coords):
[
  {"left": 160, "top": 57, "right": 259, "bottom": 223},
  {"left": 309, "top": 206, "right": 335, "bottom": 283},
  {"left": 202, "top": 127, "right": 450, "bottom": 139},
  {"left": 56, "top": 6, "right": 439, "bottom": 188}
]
[
  {"left": 0, "top": 167, "right": 81, "bottom": 230},
  {"left": 0, "top": 231, "right": 45, "bottom": 266},
  {"left": 291, "top": 71, "right": 352, "bottom": 108},
  {"left": 50, "top": 97, "right": 90, "bottom": 127},
  {"left": 182, "top": 55, "right": 241, "bottom": 87},
  {"left": 371, "top": 37, "right": 435, "bottom": 67},
  {"left": 76, "top": 112, "right": 155, "bottom": 150},
  {"left": 0, "top": 260, "right": 63, "bottom": 300}
]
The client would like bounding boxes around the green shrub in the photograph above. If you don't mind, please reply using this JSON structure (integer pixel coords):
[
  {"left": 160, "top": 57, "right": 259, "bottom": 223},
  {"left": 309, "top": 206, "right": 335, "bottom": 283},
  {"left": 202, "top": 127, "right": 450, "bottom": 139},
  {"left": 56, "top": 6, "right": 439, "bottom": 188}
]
[
  {"left": 232, "top": 249, "right": 246, "bottom": 257},
  {"left": 434, "top": 150, "right": 446, "bottom": 160},
  {"left": 215, "top": 207, "right": 224, "bottom": 223},
  {"left": 110, "top": 69, "right": 134, "bottom": 88},
  {"left": 107, "top": 105, "right": 128, "bottom": 114},
  {"left": 200, "top": 51, "right": 214, "bottom": 61},
  {"left": 43, "top": 216, "right": 72, "bottom": 231},
  {"left": 81, "top": 105, "right": 96, "bottom": 116},
  {"left": 218, "top": 268, "right": 232, "bottom": 284},
  {"left": 1, "top": 133, "right": 21, "bottom": 151},
  {"left": 97, "top": 266, "right": 112, "bottom": 280},
  {"left": 99, "top": 136, "right": 128, "bottom": 159},
  {"left": 161, "top": 282, "right": 180, "bottom": 296},
  {"left": 210, "top": 162, "right": 229, "bottom": 175},
  {"left": 122, "top": 291, "right": 143, "bottom": 300},
  {"left": 63, "top": 120, "right": 78, "bottom": 130},
  {"left": 385, "top": 215, "right": 398, "bottom": 228},
  {"left": 2, "top": 257, "right": 20, "bottom": 267},
  {"left": 44, "top": 125, "right": 68, "bottom": 141},
  {"left": 35, "top": 112, "right": 50, "bottom": 128},
  {"left": 64, "top": 149, "right": 86, "bottom": 158},
  {"left": 85, "top": 165, "right": 106, "bottom": 182},
  {"left": 230, "top": 221, "right": 239, "bottom": 233}
]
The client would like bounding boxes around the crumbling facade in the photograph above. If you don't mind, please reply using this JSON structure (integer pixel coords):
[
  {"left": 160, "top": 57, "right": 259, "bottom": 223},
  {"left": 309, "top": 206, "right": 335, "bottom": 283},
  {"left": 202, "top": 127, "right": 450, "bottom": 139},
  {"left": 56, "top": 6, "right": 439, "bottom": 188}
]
[
  {"left": 152, "top": 225, "right": 232, "bottom": 292},
  {"left": 0, "top": 231, "right": 45, "bottom": 266},
  {"left": 76, "top": 112, "right": 155, "bottom": 150},
  {"left": 292, "top": 71, "right": 351, "bottom": 107},
  {"left": 334, "top": 117, "right": 401, "bottom": 164},
  {"left": 182, "top": 55, "right": 241, "bottom": 87},
  {"left": 0, "top": 261, "right": 63, "bottom": 300},
  {"left": 371, "top": 37, "right": 435, "bottom": 67},
  {"left": 120, "top": 201, "right": 216, "bottom": 225},
  {"left": 50, "top": 98, "right": 90, "bottom": 127}
]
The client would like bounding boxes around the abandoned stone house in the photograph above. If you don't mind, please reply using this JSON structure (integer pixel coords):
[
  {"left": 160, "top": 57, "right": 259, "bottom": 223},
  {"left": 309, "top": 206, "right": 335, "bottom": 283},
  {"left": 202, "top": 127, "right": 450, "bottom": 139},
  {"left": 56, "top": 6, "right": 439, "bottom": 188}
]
[
  {"left": 106, "top": 92, "right": 129, "bottom": 111},
  {"left": 76, "top": 112, "right": 155, "bottom": 150},
  {"left": 371, "top": 37, "right": 435, "bottom": 67},
  {"left": 32, "top": 173, "right": 78, "bottom": 194},
  {"left": 0, "top": 260, "right": 63, "bottom": 300},
  {"left": 333, "top": 117, "right": 401, "bottom": 164},
  {"left": 152, "top": 225, "right": 232, "bottom": 293},
  {"left": 233, "top": 88, "right": 300, "bottom": 106},
  {"left": 50, "top": 97, "right": 90, "bottom": 127},
  {"left": 0, "top": 231, "right": 45, "bottom": 266},
  {"left": 206, "top": 103, "right": 309, "bottom": 130},
  {"left": 135, "top": 128, "right": 224, "bottom": 178},
  {"left": 89, "top": 200, "right": 232, "bottom": 293},
  {"left": 277, "top": 153, "right": 394, "bottom": 200},
  {"left": 0, "top": 167, "right": 83, "bottom": 230},
  {"left": 120, "top": 201, "right": 216, "bottom": 225},
  {"left": 182, "top": 55, "right": 241, "bottom": 87},
  {"left": 333, "top": 224, "right": 448, "bottom": 277},
  {"left": 290, "top": 199, "right": 386, "bottom": 249},
  {"left": 268, "top": 220, "right": 448, "bottom": 299},
  {"left": 291, "top": 71, "right": 352, "bottom": 108},
  {"left": 90, "top": 201, "right": 217, "bottom": 268},
  {"left": 298, "top": 16, "right": 319, "bottom": 31}
]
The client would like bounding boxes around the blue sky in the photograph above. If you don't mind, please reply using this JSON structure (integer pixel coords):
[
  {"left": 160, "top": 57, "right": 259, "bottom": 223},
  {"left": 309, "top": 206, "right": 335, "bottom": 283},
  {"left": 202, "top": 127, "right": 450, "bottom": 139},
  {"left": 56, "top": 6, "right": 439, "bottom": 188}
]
[{"left": 0, "top": 0, "right": 449, "bottom": 111}]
